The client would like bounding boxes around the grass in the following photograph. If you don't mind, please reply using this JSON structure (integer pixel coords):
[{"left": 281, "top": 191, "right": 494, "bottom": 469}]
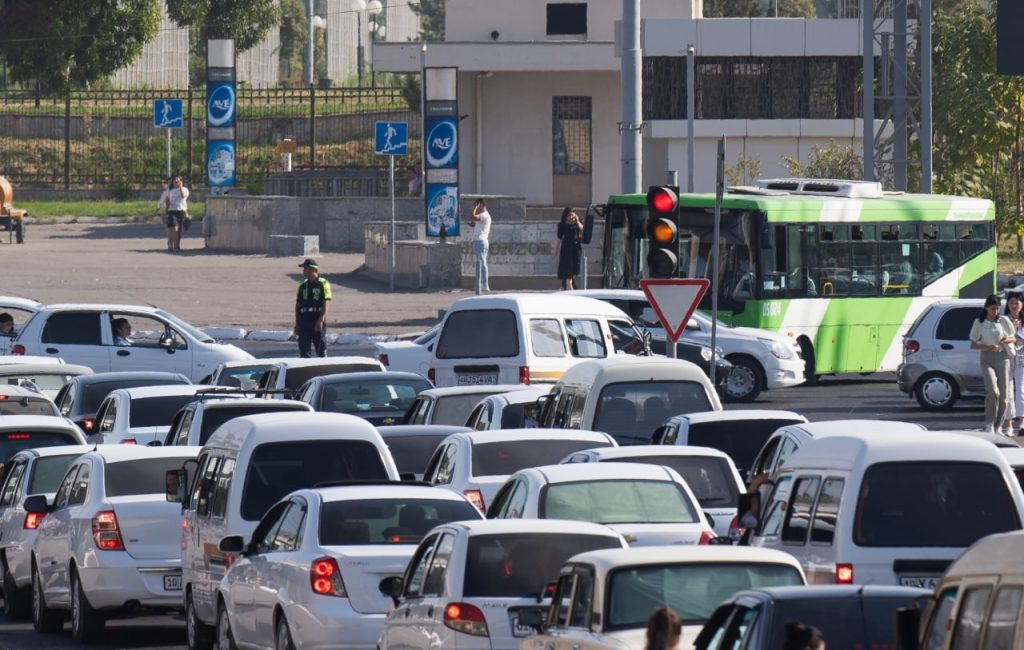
[{"left": 19, "top": 200, "right": 205, "bottom": 219}]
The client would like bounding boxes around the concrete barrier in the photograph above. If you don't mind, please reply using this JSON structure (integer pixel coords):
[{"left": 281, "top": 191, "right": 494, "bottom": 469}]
[{"left": 268, "top": 234, "right": 319, "bottom": 256}]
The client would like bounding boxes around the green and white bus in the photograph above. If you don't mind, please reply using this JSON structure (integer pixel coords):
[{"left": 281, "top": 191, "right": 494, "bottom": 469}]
[{"left": 598, "top": 179, "right": 996, "bottom": 379}]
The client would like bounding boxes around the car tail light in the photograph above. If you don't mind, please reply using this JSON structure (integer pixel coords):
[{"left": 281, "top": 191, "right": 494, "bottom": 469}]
[
  {"left": 519, "top": 366, "right": 530, "bottom": 385},
  {"left": 698, "top": 529, "right": 715, "bottom": 545},
  {"left": 903, "top": 339, "right": 920, "bottom": 355},
  {"left": 379, "top": 354, "right": 390, "bottom": 367},
  {"left": 310, "top": 556, "right": 347, "bottom": 597},
  {"left": 836, "top": 563, "right": 854, "bottom": 584},
  {"left": 81, "top": 418, "right": 95, "bottom": 432},
  {"left": 10, "top": 344, "right": 24, "bottom": 356},
  {"left": 427, "top": 368, "right": 435, "bottom": 384},
  {"left": 728, "top": 516, "right": 742, "bottom": 544},
  {"left": 92, "top": 511, "right": 125, "bottom": 550},
  {"left": 24, "top": 512, "right": 45, "bottom": 529},
  {"left": 120, "top": 439, "right": 137, "bottom": 445},
  {"left": 463, "top": 489, "right": 485, "bottom": 512},
  {"left": 443, "top": 602, "right": 489, "bottom": 637}
]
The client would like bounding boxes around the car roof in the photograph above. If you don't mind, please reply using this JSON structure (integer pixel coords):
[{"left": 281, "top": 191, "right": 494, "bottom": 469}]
[
  {"left": 418, "top": 384, "right": 531, "bottom": 398},
  {"left": 194, "top": 398, "right": 311, "bottom": 411},
  {"left": 782, "top": 430, "right": 999, "bottom": 470},
  {"left": 0, "top": 363, "right": 94, "bottom": 376},
  {"left": 9, "top": 444, "right": 94, "bottom": 461},
  {"left": 0, "top": 356, "right": 66, "bottom": 366},
  {"left": 944, "top": 530, "right": 1024, "bottom": 577},
  {"left": 519, "top": 462, "right": 678, "bottom": 484},
  {"left": 0, "top": 415, "right": 81, "bottom": 433},
  {"left": 1000, "top": 447, "right": 1024, "bottom": 466},
  {"left": 732, "top": 585, "right": 930, "bottom": 601},
  {"left": 73, "top": 371, "right": 191, "bottom": 385},
  {"left": 675, "top": 410, "right": 806, "bottom": 425},
  {"left": 556, "top": 356, "right": 712, "bottom": 386},
  {"left": 310, "top": 370, "right": 428, "bottom": 383},
  {"left": 376, "top": 424, "right": 473, "bottom": 437},
  {"left": 270, "top": 357, "right": 384, "bottom": 370},
  {"left": 569, "top": 289, "right": 646, "bottom": 301},
  {"left": 580, "top": 444, "right": 733, "bottom": 461},
  {"left": 446, "top": 293, "right": 629, "bottom": 317},
  {"left": 778, "top": 419, "right": 924, "bottom": 439},
  {"left": 84, "top": 444, "right": 202, "bottom": 463},
  {"left": 453, "top": 428, "right": 616, "bottom": 445},
  {"left": 438, "top": 518, "right": 627, "bottom": 538},
  {"left": 114, "top": 385, "right": 205, "bottom": 399},
  {"left": 43, "top": 303, "right": 164, "bottom": 313},
  {"left": 490, "top": 387, "right": 550, "bottom": 404},
  {"left": 203, "top": 411, "right": 385, "bottom": 451},
  {"left": 216, "top": 357, "right": 296, "bottom": 370},
  {"left": 301, "top": 483, "right": 478, "bottom": 504},
  {"left": 0, "top": 296, "right": 43, "bottom": 310},
  {"left": 566, "top": 545, "right": 806, "bottom": 573}
]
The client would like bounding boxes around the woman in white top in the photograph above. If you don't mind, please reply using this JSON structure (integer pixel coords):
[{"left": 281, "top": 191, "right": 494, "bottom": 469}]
[
  {"left": 1005, "top": 292, "right": 1024, "bottom": 434},
  {"left": 969, "top": 294, "right": 1017, "bottom": 434},
  {"left": 156, "top": 175, "right": 190, "bottom": 252}
]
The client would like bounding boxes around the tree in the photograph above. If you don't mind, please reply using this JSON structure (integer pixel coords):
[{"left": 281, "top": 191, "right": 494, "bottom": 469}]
[
  {"left": 166, "top": 0, "right": 280, "bottom": 53},
  {"left": 0, "top": 0, "right": 161, "bottom": 93},
  {"left": 784, "top": 141, "right": 862, "bottom": 179},
  {"left": 725, "top": 154, "right": 762, "bottom": 186},
  {"left": 277, "top": 0, "right": 308, "bottom": 85},
  {"left": 703, "top": 0, "right": 761, "bottom": 17},
  {"left": 410, "top": 0, "right": 445, "bottom": 41},
  {"left": 774, "top": 0, "right": 817, "bottom": 17}
]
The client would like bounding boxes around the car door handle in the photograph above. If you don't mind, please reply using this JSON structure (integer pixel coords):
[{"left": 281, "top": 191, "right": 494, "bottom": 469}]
[
  {"left": 45, "top": 347, "right": 59, "bottom": 354},
  {"left": 427, "top": 606, "right": 434, "bottom": 618},
  {"left": 940, "top": 343, "right": 954, "bottom": 350},
  {"left": 116, "top": 350, "right": 130, "bottom": 356}
]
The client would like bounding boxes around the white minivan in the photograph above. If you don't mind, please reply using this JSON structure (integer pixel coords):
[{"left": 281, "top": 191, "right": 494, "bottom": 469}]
[
  {"left": 749, "top": 430, "right": 1024, "bottom": 588},
  {"left": 174, "top": 411, "right": 400, "bottom": 650},
  {"left": 429, "top": 293, "right": 645, "bottom": 388}
]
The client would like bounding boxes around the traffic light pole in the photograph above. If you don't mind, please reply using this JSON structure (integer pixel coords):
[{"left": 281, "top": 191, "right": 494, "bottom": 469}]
[{"left": 710, "top": 138, "right": 725, "bottom": 387}]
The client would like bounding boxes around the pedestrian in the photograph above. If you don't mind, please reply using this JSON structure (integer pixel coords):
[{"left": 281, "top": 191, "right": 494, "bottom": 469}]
[
  {"left": 555, "top": 207, "right": 583, "bottom": 290},
  {"left": 293, "top": 258, "right": 332, "bottom": 358},
  {"left": 406, "top": 163, "right": 423, "bottom": 197},
  {"left": 783, "top": 620, "right": 826, "bottom": 650},
  {"left": 469, "top": 198, "right": 491, "bottom": 294},
  {"left": 156, "top": 175, "right": 190, "bottom": 252},
  {"left": 1006, "top": 292, "right": 1024, "bottom": 435},
  {"left": 644, "top": 606, "right": 682, "bottom": 650},
  {"left": 970, "top": 294, "right": 1017, "bottom": 434}
]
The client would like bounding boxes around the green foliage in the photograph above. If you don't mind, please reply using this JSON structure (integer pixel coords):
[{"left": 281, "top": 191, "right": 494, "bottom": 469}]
[
  {"left": 0, "top": 0, "right": 161, "bottom": 94},
  {"left": 783, "top": 141, "right": 862, "bottom": 179},
  {"left": 278, "top": 0, "right": 308, "bottom": 86},
  {"left": 410, "top": 0, "right": 445, "bottom": 41},
  {"left": 725, "top": 154, "right": 762, "bottom": 186},
  {"left": 774, "top": 0, "right": 817, "bottom": 17},
  {"left": 166, "top": 0, "right": 280, "bottom": 53}
]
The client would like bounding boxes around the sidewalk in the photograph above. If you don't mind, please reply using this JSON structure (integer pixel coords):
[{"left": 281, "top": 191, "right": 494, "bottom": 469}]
[{"left": 2, "top": 222, "right": 475, "bottom": 336}]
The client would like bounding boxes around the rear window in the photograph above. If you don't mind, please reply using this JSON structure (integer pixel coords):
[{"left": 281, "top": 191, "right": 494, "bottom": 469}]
[
  {"left": 594, "top": 381, "right": 712, "bottom": 445},
  {"left": 1, "top": 373, "right": 79, "bottom": 399},
  {"left": 0, "top": 430, "right": 79, "bottom": 461},
  {"left": 686, "top": 419, "right": 802, "bottom": 470},
  {"left": 471, "top": 438, "right": 613, "bottom": 477},
  {"left": 0, "top": 396, "right": 60, "bottom": 417},
  {"left": 770, "top": 595, "right": 920, "bottom": 649},
  {"left": 29, "top": 454, "right": 82, "bottom": 494},
  {"left": 284, "top": 364, "right": 382, "bottom": 390},
  {"left": 384, "top": 435, "right": 448, "bottom": 476},
  {"left": 437, "top": 310, "right": 519, "bottom": 359},
  {"left": 198, "top": 405, "right": 308, "bottom": 445},
  {"left": 318, "top": 498, "right": 480, "bottom": 545},
  {"left": 128, "top": 394, "right": 198, "bottom": 427},
  {"left": 855, "top": 461, "right": 1020, "bottom": 547},
  {"left": 433, "top": 394, "right": 493, "bottom": 426},
  {"left": 601, "top": 455, "right": 739, "bottom": 508},
  {"left": 606, "top": 562, "right": 804, "bottom": 629},
  {"left": 105, "top": 456, "right": 194, "bottom": 496},
  {"left": 241, "top": 440, "right": 390, "bottom": 520},
  {"left": 82, "top": 378, "right": 189, "bottom": 414},
  {"left": 464, "top": 532, "right": 620, "bottom": 598},
  {"left": 215, "top": 366, "right": 273, "bottom": 389},
  {"left": 320, "top": 378, "right": 430, "bottom": 415},
  {"left": 541, "top": 479, "right": 699, "bottom": 524}
]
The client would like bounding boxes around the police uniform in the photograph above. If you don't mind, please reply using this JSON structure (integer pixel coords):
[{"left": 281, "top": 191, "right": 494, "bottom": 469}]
[{"left": 295, "top": 261, "right": 332, "bottom": 357}]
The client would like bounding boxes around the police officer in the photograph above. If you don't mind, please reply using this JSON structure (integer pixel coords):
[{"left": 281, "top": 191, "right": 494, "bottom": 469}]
[{"left": 293, "top": 258, "right": 332, "bottom": 357}]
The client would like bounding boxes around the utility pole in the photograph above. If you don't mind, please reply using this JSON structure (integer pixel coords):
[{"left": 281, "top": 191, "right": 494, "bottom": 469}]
[
  {"left": 620, "top": 0, "right": 642, "bottom": 194},
  {"left": 304, "top": 0, "right": 315, "bottom": 86}
]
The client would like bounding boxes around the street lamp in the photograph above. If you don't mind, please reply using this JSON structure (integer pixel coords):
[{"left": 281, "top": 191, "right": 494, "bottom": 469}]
[
  {"left": 352, "top": 0, "right": 367, "bottom": 87},
  {"left": 367, "top": 0, "right": 383, "bottom": 88}
]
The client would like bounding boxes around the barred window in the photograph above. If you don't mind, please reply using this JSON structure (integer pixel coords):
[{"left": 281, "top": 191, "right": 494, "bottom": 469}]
[{"left": 552, "top": 96, "right": 592, "bottom": 175}]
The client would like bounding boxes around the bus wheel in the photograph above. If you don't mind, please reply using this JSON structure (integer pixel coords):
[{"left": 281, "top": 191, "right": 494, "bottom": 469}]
[
  {"left": 798, "top": 338, "right": 818, "bottom": 385},
  {"left": 724, "top": 355, "right": 764, "bottom": 403}
]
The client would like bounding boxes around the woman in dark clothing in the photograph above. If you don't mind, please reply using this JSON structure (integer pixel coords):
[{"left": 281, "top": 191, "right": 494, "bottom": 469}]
[{"left": 555, "top": 207, "right": 583, "bottom": 290}]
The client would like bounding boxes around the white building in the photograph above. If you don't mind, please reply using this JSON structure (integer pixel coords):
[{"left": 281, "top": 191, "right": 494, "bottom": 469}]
[{"left": 375, "top": 0, "right": 881, "bottom": 205}]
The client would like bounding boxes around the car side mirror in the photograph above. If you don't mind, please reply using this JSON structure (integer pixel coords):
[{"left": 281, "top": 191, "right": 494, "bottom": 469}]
[
  {"left": 379, "top": 575, "right": 404, "bottom": 605},
  {"left": 896, "top": 606, "right": 921, "bottom": 650},
  {"left": 219, "top": 535, "right": 246, "bottom": 554},
  {"left": 23, "top": 494, "right": 50, "bottom": 514},
  {"left": 165, "top": 469, "right": 187, "bottom": 503},
  {"left": 517, "top": 607, "right": 546, "bottom": 631}
]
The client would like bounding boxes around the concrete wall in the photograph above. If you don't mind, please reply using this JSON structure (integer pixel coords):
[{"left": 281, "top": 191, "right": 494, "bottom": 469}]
[{"left": 364, "top": 222, "right": 461, "bottom": 288}]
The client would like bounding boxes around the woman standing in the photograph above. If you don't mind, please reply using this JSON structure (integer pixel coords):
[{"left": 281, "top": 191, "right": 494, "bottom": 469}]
[
  {"left": 555, "top": 207, "right": 583, "bottom": 290},
  {"left": 970, "top": 294, "right": 1017, "bottom": 434},
  {"left": 157, "top": 175, "right": 190, "bottom": 252},
  {"left": 1005, "top": 292, "right": 1024, "bottom": 434}
]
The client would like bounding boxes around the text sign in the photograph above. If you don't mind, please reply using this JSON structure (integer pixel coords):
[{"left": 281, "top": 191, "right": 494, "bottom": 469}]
[
  {"left": 640, "top": 278, "right": 711, "bottom": 343},
  {"left": 153, "top": 99, "right": 183, "bottom": 128},
  {"left": 375, "top": 121, "right": 408, "bottom": 155}
]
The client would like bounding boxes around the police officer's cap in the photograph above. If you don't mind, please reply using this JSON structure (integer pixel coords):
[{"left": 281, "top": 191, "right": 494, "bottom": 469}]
[{"left": 299, "top": 258, "right": 318, "bottom": 269}]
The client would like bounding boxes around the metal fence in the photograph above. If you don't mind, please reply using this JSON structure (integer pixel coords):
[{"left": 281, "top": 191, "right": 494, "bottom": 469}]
[{"left": 0, "top": 87, "right": 420, "bottom": 194}]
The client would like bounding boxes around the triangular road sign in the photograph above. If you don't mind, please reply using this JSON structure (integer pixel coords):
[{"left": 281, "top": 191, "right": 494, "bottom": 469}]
[{"left": 640, "top": 278, "right": 711, "bottom": 343}]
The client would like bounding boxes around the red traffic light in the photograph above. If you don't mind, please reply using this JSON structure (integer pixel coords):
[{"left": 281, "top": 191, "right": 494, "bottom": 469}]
[{"left": 647, "top": 187, "right": 678, "bottom": 214}]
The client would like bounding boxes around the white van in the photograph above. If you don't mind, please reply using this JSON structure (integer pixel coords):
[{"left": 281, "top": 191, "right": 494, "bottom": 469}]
[
  {"left": 429, "top": 293, "right": 645, "bottom": 387},
  {"left": 749, "top": 430, "right": 1024, "bottom": 588},
  {"left": 539, "top": 356, "right": 721, "bottom": 445},
  {"left": 174, "top": 411, "right": 400, "bottom": 650}
]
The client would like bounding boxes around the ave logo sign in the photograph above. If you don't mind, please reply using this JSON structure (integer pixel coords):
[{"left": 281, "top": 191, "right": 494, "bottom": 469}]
[
  {"left": 640, "top": 278, "right": 711, "bottom": 343},
  {"left": 426, "top": 118, "right": 458, "bottom": 168}
]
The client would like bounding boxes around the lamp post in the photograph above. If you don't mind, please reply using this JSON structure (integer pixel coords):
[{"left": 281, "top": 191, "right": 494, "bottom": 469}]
[
  {"left": 367, "top": 0, "right": 383, "bottom": 88},
  {"left": 352, "top": 0, "right": 366, "bottom": 87}
]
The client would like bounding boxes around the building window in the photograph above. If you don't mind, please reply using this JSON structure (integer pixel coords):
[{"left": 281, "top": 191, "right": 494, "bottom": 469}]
[
  {"left": 547, "top": 3, "right": 587, "bottom": 36},
  {"left": 552, "top": 96, "right": 592, "bottom": 175}
]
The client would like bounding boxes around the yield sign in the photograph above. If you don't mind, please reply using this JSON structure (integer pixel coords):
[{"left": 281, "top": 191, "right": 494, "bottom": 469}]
[{"left": 640, "top": 278, "right": 711, "bottom": 343}]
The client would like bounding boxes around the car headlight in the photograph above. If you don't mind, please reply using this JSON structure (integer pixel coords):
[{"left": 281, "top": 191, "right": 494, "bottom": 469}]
[
  {"left": 759, "top": 337, "right": 794, "bottom": 360},
  {"left": 700, "top": 346, "right": 714, "bottom": 362}
]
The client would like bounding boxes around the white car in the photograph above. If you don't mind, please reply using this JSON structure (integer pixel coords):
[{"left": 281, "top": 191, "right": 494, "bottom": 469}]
[
  {"left": 0, "top": 296, "right": 42, "bottom": 355},
  {"left": 207, "top": 356, "right": 385, "bottom": 396},
  {"left": 162, "top": 395, "right": 313, "bottom": 446},
  {"left": 570, "top": 289, "right": 805, "bottom": 402},
  {"left": 0, "top": 444, "right": 92, "bottom": 619},
  {"left": 374, "top": 325, "right": 438, "bottom": 376},
  {"left": 520, "top": 546, "right": 807, "bottom": 650},
  {"left": 27, "top": 445, "right": 201, "bottom": 641},
  {"left": 405, "top": 385, "right": 537, "bottom": 427},
  {"left": 559, "top": 445, "right": 745, "bottom": 537},
  {"left": 92, "top": 384, "right": 205, "bottom": 445},
  {"left": 464, "top": 387, "right": 550, "bottom": 430},
  {"left": 0, "top": 362, "right": 93, "bottom": 399},
  {"left": 10, "top": 303, "right": 253, "bottom": 382},
  {"left": 215, "top": 484, "right": 483, "bottom": 650},
  {"left": 0, "top": 415, "right": 88, "bottom": 463},
  {"left": 378, "top": 519, "right": 628, "bottom": 650},
  {"left": 0, "top": 386, "right": 64, "bottom": 418},
  {"left": 487, "top": 462, "right": 716, "bottom": 546},
  {"left": 423, "top": 429, "right": 617, "bottom": 512}
]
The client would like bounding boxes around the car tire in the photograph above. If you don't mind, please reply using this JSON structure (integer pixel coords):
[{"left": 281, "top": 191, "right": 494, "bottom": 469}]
[
  {"left": 217, "top": 602, "right": 239, "bottom": 650},
  {"left": 723, "top": 355, "right": 765, "bottom": 403},
  {"left": 70, "top": 569, "right": 105, "bottom": 643},
  {"left": 914, "top": 373, "right": 959, "bottom": 410},
  {"left": 2, "top": 559, "right": 30, "bottom": 620},
  {"left": 31, "top": 565, "right": 63, "bottom": 633},
  {"left": 186, "top": 591, "right": 215, "bottom": 650},
  {"left": 276, "top": 615, "right": 296, "bottom": 650}
]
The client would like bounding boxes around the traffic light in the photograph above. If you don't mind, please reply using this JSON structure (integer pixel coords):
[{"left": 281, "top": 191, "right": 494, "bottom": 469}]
[{"left": 646, "top": 185, "right": 680, "bottom": 278}]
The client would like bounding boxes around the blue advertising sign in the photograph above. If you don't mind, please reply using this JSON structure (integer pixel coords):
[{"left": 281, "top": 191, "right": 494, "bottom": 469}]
[
  {"left": 425, "top": 117, "right": 458, "bottom": 169},
  {"left": 153, "top": 99, "right": 183, "bottom": 128},
  {"left": 207, "top": 141, "right": 236, "bottom": 187},
  {"left": 207, "top": 82, "right": 236, "bottom": 128},
  {"left": 375, "top": 121, "right": 408, "bottom": 155},
  {"left": 425, "top": 183, "right": 460, "bottom": 237}
]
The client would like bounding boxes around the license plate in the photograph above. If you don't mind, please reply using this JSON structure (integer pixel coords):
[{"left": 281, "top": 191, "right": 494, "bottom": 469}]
[
  {"left": 899, "top": 575, "right": 939, "bottom": 589},
  {"left": 163, "top": 574, "right": 182, "bottom": 591},
  {"left": 457, "top": 373, "right": 497, "bottom": 385},
  {"left": 509, "top": 611, "right": 539, "bottom": 638}
]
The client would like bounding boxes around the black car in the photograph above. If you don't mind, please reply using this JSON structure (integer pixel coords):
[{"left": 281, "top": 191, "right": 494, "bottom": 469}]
[
  {"left": 295, "top": 371, "right": 433, "bottom": 426},
  {"left": 53, "top": 371, "right": 191, "bottom": 435}
]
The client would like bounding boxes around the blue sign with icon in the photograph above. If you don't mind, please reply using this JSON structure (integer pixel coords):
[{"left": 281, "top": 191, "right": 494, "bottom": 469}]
[
  {"left": 375, "top": 121, "right": 408, "bottom": 155},
  {"left": 153, "top": 99, "right": 183, "bottom": 128},
  {"left": 425, "top": 117, "right": 458, "bottom": 169},
  {"left": 207, "top": 82, "right": 236, "bottom": 127},
  {"left": 207, "top": 141, "right": 236, "bottom": 187}
]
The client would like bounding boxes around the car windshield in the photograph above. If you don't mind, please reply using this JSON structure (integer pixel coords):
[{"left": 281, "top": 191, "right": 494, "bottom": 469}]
[
  {"left": 541, "top": 479, "right": 699, "bottom": 524},
  {"left": 82, "top": 378, "right": 189, "bottom": 414},
  {"left": 768, "top": 594, "right": 921, "bottom": 649},
  {"left": 156, "top": 309, "right": 215, "bottom": 343},
  {"left": 594, "top": 381, "right": 712, "bottom": 445},
  {"left": 0, "top": 430, "right": 78, "bottom": 460},
  {"left": 600, "top": 456, "right": 739, "bottom": 508},
  {"left": 0, "top": 373, "right": 80, "bottom": 399},
  {"left": 319, "top": 498, "right": 480, "bottom": 545},
  {"left": 606, "top": 562, "right": 804, "bottom": 629},
  {"left": 384, "top": 434, "right": 449, "bottom": 476},
  {"left": 29, "top": 454, "right": 82, "bottom": 494},
  {"left": 464, "top": 532, "right": 621, "bottom": 598},
  {"left": 106, "top": 456, "right": 194, "bottom": 496},
  {"left": 128, "top": 394, "right": 198, "bottom": 428},
  {"left": 686, "top": 419, "right": 804, "bottom": 470},
  {"left": 471, "top": 438, "right": 614, "bottom": 477},
  {"left": 319, "top": 377, "right": 431, "bottom": 415},
  {"left": 433, "top": 394, "right": 494, "bottom": 425},
  {"left": 197, "top": 405, "right": 309, "bottom": 445},
  {"left": 0, "top": 395, "right": 60, "bottom": 417}
]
